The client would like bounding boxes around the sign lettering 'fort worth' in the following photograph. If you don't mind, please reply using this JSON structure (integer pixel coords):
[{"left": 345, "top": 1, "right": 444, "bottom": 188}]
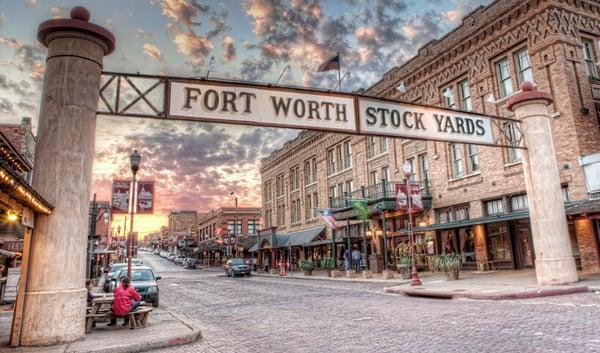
[{"left": 169, "top": 81, "right": 496, "bottom": 145}]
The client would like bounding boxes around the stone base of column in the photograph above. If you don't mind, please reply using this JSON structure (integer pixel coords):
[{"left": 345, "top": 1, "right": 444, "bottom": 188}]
[
  {"left": 382, "top": 270, "right": 394, "bottom": 279},
  {"left": 346, "top": 270, "right": 356, "bottom": 278},
  {"left": 331, "top": 270, "right": 343, "bottom": 277},
  {"left": 362, "top": 271, "right": 373, "bottom": 279},
  {"left": 20, "top": 289, "right": 86, "bottom": 346},
  {"left": 535, "top": 257, "right": 579, "bottom": 286}
]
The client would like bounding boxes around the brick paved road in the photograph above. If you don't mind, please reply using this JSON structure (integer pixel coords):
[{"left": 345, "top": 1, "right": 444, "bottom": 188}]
[{"left": 140, "top": 252, "right": 600, "bottom": 353}]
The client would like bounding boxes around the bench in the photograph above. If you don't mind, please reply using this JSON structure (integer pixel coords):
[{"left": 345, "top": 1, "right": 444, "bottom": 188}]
[
  {"left": 126, "top": 307, "right": 152, "bottom": 329},
  {"left": 86, "top": 296, "right": 153, "bottom": 332}
]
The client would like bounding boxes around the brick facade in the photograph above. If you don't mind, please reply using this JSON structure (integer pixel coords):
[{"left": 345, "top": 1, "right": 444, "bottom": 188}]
[
  {"left": 260, "top": 0, "right": 600, "bottom": 272},
  {"left": 197, "top": 207, "right": 261, "bottom": 242}
]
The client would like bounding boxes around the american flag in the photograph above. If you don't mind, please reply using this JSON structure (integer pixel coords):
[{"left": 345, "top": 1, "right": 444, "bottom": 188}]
[
  {"left": 318, "top": 54, "right": 340, "bottom": 72},
  {"left": 320, "top": 211, "right": 338, "bottom": 229}
]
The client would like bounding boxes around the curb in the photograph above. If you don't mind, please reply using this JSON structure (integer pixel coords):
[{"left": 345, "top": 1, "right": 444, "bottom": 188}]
[
  {"left": 65, "top": 308, "right": 202, "bottom": 353},
  {"left": 383, "top": 285, "right": 590, "bottom": 300},
  {"left": 252, "top": 272, "right": 409, "bottom": 285}
]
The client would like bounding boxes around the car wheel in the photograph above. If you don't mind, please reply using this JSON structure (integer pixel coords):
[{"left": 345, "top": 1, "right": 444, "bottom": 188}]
[{"left": 152, "top": 295, "right": 159, "bottom": 308}]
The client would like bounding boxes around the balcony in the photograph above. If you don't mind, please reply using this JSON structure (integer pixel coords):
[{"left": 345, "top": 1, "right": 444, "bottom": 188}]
[
  {"left": 329, "top": 179, "right": 432, "bottom": 210},
  {"left": 589, "top": 190, "right": 600, "bottom": 200}
]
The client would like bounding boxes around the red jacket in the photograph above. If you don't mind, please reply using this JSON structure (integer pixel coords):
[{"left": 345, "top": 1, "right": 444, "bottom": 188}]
[{"left": 112, "top": 285, "right": 141, "bottom": 316}]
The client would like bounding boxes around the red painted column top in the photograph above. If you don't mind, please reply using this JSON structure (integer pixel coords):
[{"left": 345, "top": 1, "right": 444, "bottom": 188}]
[
  {"left": 37, "top": 6, "right": 115, "bottom": 55},
  {"left": 507, "top": 81, "right": 553, "bottom": 112}
]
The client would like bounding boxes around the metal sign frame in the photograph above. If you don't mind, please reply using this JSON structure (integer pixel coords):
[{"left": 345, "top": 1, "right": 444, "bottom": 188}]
[{"left": 98, "top": 71, "right": 526, "bottom": 149}]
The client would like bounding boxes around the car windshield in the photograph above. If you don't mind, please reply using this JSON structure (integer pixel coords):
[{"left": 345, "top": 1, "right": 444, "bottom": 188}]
[
  {"left": 231, "top": 259, "right": 245, "bottom": 266},
  {"left": 110, "top": 264, "right": 127, "bottom": 273},
  {"left": 121, "top": 269, "right": 155, "bottom": 281}
]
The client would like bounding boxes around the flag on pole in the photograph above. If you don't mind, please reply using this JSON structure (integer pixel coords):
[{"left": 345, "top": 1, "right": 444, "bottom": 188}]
[
  {"left": 318, "top": 54, "right": 340, "bottom": 72},
  {"left": 320, "top": 210, "right": 338, "bottom": 229}
]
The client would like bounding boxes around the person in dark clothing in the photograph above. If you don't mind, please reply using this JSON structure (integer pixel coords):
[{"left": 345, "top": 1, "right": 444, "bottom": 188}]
[{"left": 85, "top": 280, "right": 94, "bottom": 305}]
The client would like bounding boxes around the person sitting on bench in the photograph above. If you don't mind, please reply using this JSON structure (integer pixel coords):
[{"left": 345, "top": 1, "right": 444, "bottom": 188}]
[{"left": 109, "top": 277, "right": 142, "bottom": 326}]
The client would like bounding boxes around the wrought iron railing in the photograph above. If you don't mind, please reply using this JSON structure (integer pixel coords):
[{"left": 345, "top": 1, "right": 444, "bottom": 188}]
[{"left": 329, "top": 179, "right": 431, "bottom": 209}]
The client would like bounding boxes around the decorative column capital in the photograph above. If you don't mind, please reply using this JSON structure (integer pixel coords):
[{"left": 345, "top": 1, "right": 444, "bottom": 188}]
[
  {"left": 507, "top": 81, "right": 553, "bottom": 112},
  {"left": 37, "top": 6, "right": 115, "bottom": 55}
]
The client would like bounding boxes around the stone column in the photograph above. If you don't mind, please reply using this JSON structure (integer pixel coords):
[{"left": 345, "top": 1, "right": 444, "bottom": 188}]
[
  {"left": 19, "top": 7, "right": 114, "bottom": 346},
  {"left": 472, "top": 224, "right": 489, "bottom": 271},
  {"left": 507, "top": 82, "right": 578, "bottom": 285}
]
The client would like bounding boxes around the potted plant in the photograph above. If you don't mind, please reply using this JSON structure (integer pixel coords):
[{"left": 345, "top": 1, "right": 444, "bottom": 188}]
[
  {"left": 434, "top": 253, "right": 461, "bottom": 280},
  {"left": 396, "top": 255, "right": 412, "bottom": 279},
  {"left": 299, "top": 259, "right": 314, "bottom": 276},
  {"left": 320, "top": 256, "right": 336, "bottom": 276}
]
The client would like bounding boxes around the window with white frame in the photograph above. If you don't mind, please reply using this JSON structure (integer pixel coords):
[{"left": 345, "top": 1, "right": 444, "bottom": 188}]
[
  {"left": 496, "top": 58, "right": 513, "bottom": 98},
  {"left": 368, "top": 136, "right": 376, "bottom": 158},
  {"left": 467, "top": 144, "right": 480, "bottom": 173},
  {"left": 304, "top": 160, "right": 311, "bottom": 185},
  {"left": 562, "top": 185, "right": 571, "bottom": 202},
  {"left": 380, "top": 137, "right": 388, "bottom": 153},
  {"left": 329, "top": 185, "right": 336, "bottom": 200},
  {"left": 442, "top": 86, "right": 456, "bottom": 108},
  {"left": 290, "top": 166, "right": 300, "bottom": 191},
  {"left": 505, "top": 122, "right": 522, "bottom": 163},
  {"left": 514, "top": 48, "right": 533, "bottom": 84},
  {"left": 382, "top": 166, "right": 389, "bottom": 182},
  {"left": 369, "top": 171, "right": 377, "bottom": 185},
  {"left": 345, "top": 180, "right": 353, "bottom": 195},
  {"left": 582, "top": 38, "right": 599, "bottom": 79},
  {"left": 343, "top": 140, "right": 352, "bottom": 169},
  {"left": 337, "top": 183, "right": 344, "bottom": 198},
  {"left": 486, "top": 199, "right": 505, "bottom": 215},
  {"left": 419, "top": 154, "right": 429, "bottom": 183},
  {"left": 248, "top": 220, "right": 259, "bottom": 234},
  {"left": 312, "top": 192, "right": 318, "bottom": 217},
  {"left": 275, "top": 174, "right": 284, "bottom": 196},
  {"left": 336, "top": 145, "right": 343, "bottom": 171},
  {"left": 458, "top": 80, "right": 472, "bottom": 111},
  {"left": 450, "top": 144, "right": 464, "bottom": 178},
  {"left": 327, "top": 148, "right": 336, "bottom": 175},
  {"left": 510, "top": 194, "right": 529, "bottom": 211}
]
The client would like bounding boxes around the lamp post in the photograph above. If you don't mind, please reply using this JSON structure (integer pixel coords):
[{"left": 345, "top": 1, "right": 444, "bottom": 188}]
[
  {"left": 376, "top": 204, "right": 389, "bottom": 272},
  {"left": 230, "top": 192, "right": 238, "bottom": 257},
  {"left": 88, "top": 193, "right": 110, "bottom": 279},
  {"left": 403, "top": 161, "right": 421, "bottom": 286},
  {"left": 128, "top": 150, "right": 141, "bottom": 279}
]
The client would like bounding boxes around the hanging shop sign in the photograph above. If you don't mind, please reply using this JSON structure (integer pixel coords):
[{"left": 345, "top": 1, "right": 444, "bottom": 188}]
[
  {"left": 395, "top": 183, "right": 423, "bottom": 211},
  {"left": 111, "top": 180, "right": 130, "bottom": 214},
  {"left": 136, "top": 181, "right": 154, "bottom": 214}
]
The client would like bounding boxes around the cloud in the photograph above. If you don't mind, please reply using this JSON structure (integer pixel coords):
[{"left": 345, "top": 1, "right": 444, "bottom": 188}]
[
  {"left": 0, "top": 36, "right": 46, "bottom": 81},
  {"left": 50, "top": 6, "right": 69, "bottom": 19},
  {"left": 0, "top": 98, "right": 14, "bottom": 114},
  {"left": 221, "top": 36, "right": 236, "bottom": 62},
  {"left": 105, "top": 18, "right": 113, "bottom": 29},
  {"left": 23, "top": 0, "right": 38, "bottom": 8},
  {"left": 174, "top": 32, "right": 213, "bottom": 68},
  {"left": 142, "top": 43, "right": 164, "bottom": 62},
  {"left": 161, "top": 0, "right": 208, "bottom": 31},
  {"left": 0, "top": 75, "right": 33, "bottom": 97},
  {"left": 135, "top": 28, "right": 153, "bottom": 38}
]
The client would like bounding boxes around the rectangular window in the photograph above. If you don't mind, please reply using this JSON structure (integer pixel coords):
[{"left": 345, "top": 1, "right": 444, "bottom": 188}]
[
  {"left": 405, "top": 159, "right": 416, "bottom": 181},
  {"left": 583, "top": 38, "right": 599, "bottom": 79},
  {"left": 290, "top": 166, "right": 299, "bottom": 191},
  {"left": 382, "top": 166, "right": 389, "bottom": 182},
  {"left": 455, "top": 206, "right": 469, "bottom": 221},
  {"left": 248, "top": 220, "right": 259, "bottom": 234},
  {"left": 380, "top": 137, "right": 388, "bottom": 153},
  {"left": 305, "top": 194, "right": 312, "bottom": 220},
  {"left": 311, "top": 158, "right": 317, "bottom": 182},
  {"left": 343, "top": 141, "right": 352, "bottom": 169},
  {"left": 467, "top": 144, "right": 480, "bottom": 173},
  {"left": 418, "top": 154, "right": 429, "bottom": 183},
  {"left": 304, "top": 160, "right": 311, "bottom": 185},
  {"left": 496, "top": 58, "right": 513, "bottom": 98},
  {"left": 264, "top": 181, "right": 272, "bottom": 201},
  {"left": 227, "top": 220, "right": 242, "bottom": 235},
  {"left": 442, "top": 86, "right": 455, "bottom": 108},
  {"left": 562, "top": 185, "right": 570, "bottom": 202},
  {"left": 327, "top": 149, "right": 335, "bottom": 175},
  {"left": 510, "top": 194, "right": 529, "bottom": 211},
  {"left": 505, "top": 122, "right": 522, "bottom": 163},
  {"left": 369, "top": 171, "right": 377, "bottom": 186},
  {"left": 368, "top": 137, "right": 376, "bottom": 158},
  {"left": 329, "top": 185, "right": 337, "bottom": 199},
  {"left": 337, "top": 183, "right": 344, "bottom": 198},
  {"left": 345, "top": 180, "right": 353, "bottom": 195},
  {"left": 291, "top": 200, "right": 296, "bottom": 223},
  {"left": 450, "top": 144, "right": 464, "bottom": 178},
  {"left": 514, "top": 49, "right": 533, "bottom": 84},
  {"left": 486, "top": 199, "right": 505, "bottom": 215},
  {"left": 312, "top": 192, "right": 318, "bottom": 218},
  {"left": 336, "top": 145, "right": 343, "bottom": 171},
  {"left": 458, "top": 80, "right": 472, "bottom": 111},
  {"left": 275, "top": 175, "right": 284, "bottom": 197}
]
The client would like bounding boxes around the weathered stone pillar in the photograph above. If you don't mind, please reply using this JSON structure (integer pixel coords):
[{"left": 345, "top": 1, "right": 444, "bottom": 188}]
[
  {"left": 472, "top": 224, "right": 489, "bottom": 271},
  {"left": 507, "top": 82, "right": 578, "bottom": 285},
  {"left": 19, "top": 7, "right": 114, "bottom": 346}
]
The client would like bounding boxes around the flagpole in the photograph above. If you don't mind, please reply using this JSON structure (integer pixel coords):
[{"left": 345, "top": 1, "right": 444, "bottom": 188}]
[{"left": 337, "top": 51, "right": 341, "bottom": 93}]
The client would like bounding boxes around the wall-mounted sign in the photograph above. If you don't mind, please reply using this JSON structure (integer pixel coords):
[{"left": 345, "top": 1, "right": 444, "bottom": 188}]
[
  {"left": 169, "top": 81, "right": 357, "bottom": 134},
  {"left": 111, "top": 180, "right": 130, "bottom": 214},
  {"left": 21, "top": 208, "right": 34, "bottom": 228}
]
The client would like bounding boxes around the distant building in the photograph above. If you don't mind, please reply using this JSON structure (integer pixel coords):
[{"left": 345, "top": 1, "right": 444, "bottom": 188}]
[{"left": 0, "top": 117, "right": 35, "bottom": 182}]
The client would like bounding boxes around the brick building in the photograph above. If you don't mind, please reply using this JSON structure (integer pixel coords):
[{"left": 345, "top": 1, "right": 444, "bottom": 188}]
[
  {"left": 0, "top": 118, "right": 35, "bottom": 183},
  {"left": 259, "top": 0, "right": 600, "bottom": 273}
]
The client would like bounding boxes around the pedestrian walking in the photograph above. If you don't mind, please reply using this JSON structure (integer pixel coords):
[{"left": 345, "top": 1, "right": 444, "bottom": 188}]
[
  {"left": 351, "top": 246, "right": 362, "bottom": 272},
  {"left": 264, "top": 256, "right": 270, "bottom": 272},
  {"left": 343, "top": 249, "right": 350, "bottom": 271},
  {"left": 252, "top": 258, "right": 258, "bottom": 272}
]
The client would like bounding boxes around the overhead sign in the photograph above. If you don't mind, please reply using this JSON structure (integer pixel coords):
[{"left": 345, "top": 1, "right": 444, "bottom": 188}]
[
  {"left": 359, "top": 98, "right": 494, "bottom": 145},
  {"left": 169, "top": 81, "right": 357, "bottom": 133},
  {"left": 395, "top": 183, "right": 423, "bottom": 211}
]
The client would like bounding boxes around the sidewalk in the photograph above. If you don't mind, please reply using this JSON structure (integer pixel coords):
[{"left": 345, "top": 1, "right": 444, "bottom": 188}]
[
  {"left": 384, "top": 269, "right": 600, "bottom": 300},
  {"left": 0, "top": 306, "right": 201, "bottom": 353},
  {"left": 253, "top": 269, "right": 410, "bottom": 285}
]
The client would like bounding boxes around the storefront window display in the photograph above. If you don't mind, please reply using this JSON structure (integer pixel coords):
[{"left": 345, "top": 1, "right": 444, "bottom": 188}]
[{"left": 486, "top": 222, "right": 513, "bottom": 264}]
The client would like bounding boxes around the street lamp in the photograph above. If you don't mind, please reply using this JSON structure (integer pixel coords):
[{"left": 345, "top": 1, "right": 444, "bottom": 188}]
[
  {"left": 403, "top": 161, "right": 422, "bottom": 286},
  {"left": 127, "top": 150, "right": 141, "bottom": 279},
  {"left": 376, "top": 203, "right": 389, "bottom": 272},
  {"left": 230, "top": 192, "right": 238, "bottom": 257}
]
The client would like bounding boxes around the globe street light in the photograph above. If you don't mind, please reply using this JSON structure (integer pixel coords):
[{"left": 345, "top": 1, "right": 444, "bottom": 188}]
[
  {"left": 127, "top": 150, "right": 141, "bottom": 279},
  {"left": 403, "top": 161, "right": 421, "bottom": 286}
]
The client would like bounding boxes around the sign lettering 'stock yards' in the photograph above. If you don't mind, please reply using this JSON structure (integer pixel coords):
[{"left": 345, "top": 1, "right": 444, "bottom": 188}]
[{"left": 168, "top": 81, "right": 496, "bottom": 145}]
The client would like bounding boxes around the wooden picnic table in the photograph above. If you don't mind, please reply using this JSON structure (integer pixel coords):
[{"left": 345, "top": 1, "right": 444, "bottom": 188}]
[{"left": 85, "top": 294, "right": 152, "bottom": 333}]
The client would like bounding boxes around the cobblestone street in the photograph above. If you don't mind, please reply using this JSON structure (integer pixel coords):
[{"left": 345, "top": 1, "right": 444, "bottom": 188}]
[{"left": 139, "top": 252, "right": 600, "bottom": 353}]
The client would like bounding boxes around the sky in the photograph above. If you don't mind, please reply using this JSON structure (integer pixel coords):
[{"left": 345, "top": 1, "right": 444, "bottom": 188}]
[{"left": 0, "top": 0, "right": 490, "bottom": 235}]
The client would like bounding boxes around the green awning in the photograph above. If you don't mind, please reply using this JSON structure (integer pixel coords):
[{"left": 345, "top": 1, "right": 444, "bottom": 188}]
[{"left": 408, "top": 210, "right": 530, "bottom": 232}]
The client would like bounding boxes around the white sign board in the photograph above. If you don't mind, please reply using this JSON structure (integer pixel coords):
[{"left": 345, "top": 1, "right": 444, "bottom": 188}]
[
  {"left": 358, "top": 98, "right": 494, "bottom": 145},
  {"left": 169, "top": 81, "right": 357, "bottom": 133}
]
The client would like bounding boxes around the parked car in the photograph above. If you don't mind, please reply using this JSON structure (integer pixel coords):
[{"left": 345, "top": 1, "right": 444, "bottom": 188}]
[
  {"left": 184, "top": 258, "right": 200, "bottom": 269},
  {"left": 173, "top": 255, "right": 185, "bottom": 265},
  {"left": 225, "top": 258, "right": 251, "bottom": 277},
  {"left": 103, "top": 263, "right": 128, "bottom": 292},
  {"left": 159, "top": 250, "right": 168, "bottom": 258},
  {"left": 153, "top": 249, "right": 160, "bottom": 255},
  {"left": 167, "top": 253, "right": 176, "bottom": 261},
  {"left": 114, "top": 266, "right": 161, "bottom": 307}
]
